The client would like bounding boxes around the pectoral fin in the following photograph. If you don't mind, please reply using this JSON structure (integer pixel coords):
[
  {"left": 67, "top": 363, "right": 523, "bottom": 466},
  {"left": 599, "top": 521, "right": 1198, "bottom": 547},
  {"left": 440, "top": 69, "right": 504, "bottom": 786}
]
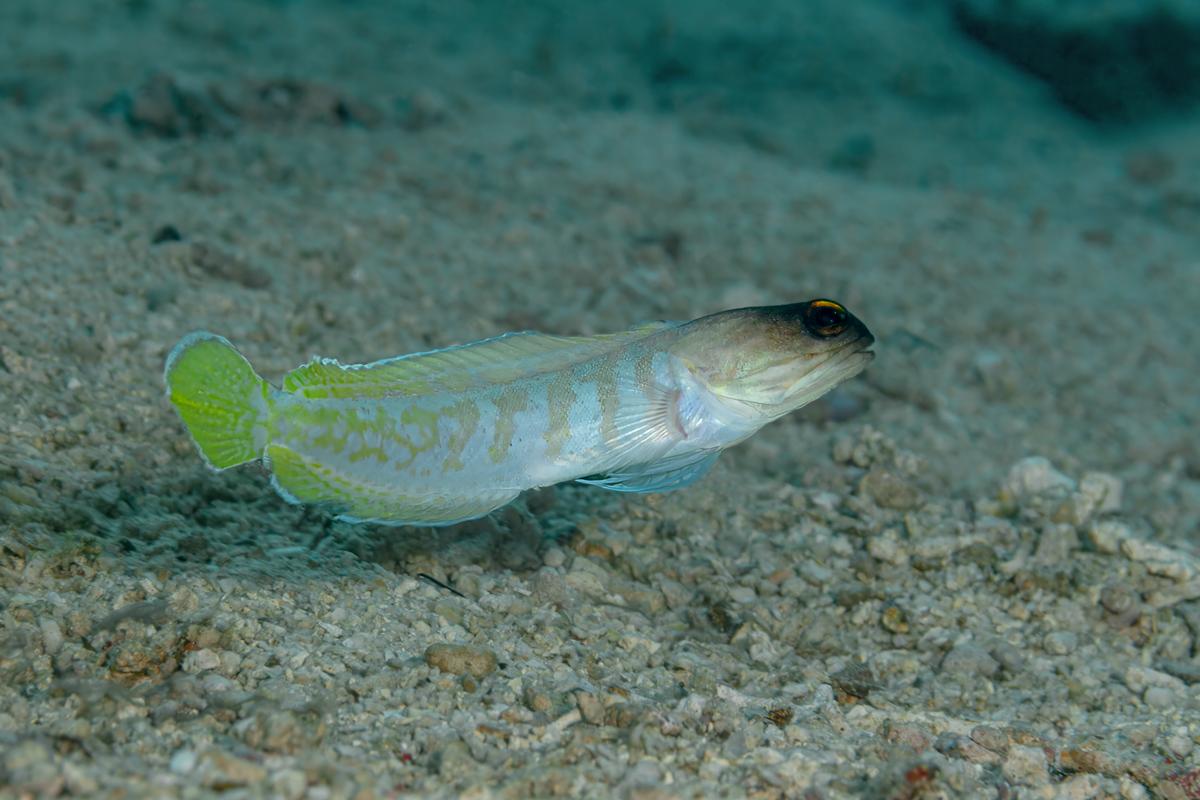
[{"left": 577, "top": 450, "right": 720, "bottom": 494}]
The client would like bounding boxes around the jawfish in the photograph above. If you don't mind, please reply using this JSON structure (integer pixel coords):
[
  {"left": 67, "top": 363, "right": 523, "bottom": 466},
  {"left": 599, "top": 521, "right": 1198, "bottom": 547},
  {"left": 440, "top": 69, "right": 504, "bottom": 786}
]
[{"left": 164, "top": 299, "right": 874, "bottom": 526}]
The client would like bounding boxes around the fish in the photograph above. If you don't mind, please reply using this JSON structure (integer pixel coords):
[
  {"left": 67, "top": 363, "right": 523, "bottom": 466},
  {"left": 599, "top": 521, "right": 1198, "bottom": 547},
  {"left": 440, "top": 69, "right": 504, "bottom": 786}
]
[{"left": 163, "top": 299, "right": 874, "bottom": 526}]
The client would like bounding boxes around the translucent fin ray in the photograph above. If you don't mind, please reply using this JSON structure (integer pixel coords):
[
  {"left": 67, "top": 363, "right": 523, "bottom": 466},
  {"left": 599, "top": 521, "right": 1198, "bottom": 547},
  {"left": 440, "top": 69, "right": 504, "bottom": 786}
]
[
  {"left": 283, "top": 323, "right": 675, "bottom": 400},
  {"left": 578, "top": 450, "right": 720, "bottom": 494},
  {"left": 265, "top": 443, "right": 519, "bottom": 526}
]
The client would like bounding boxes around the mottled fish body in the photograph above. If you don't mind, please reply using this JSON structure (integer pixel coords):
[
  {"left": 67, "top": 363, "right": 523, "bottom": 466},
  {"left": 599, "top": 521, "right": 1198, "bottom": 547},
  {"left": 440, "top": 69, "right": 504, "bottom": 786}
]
[{"left": 164, "top": 300, "right": 874, "bottom": 526}]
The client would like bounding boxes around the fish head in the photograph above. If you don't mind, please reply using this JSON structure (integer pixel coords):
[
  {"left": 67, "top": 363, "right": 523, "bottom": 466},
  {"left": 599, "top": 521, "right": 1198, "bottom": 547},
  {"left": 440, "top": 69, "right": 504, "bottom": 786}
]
[{"left": 669, "top": 299, "right": 875, "bottom": 417}]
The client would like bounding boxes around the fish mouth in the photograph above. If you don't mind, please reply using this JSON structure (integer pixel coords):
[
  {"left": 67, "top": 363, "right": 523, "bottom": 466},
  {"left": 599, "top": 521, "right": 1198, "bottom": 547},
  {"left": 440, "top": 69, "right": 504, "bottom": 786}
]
[
  {"left": 777, "top": 334, "right": 874, "bottom": 403},
  {"left": 815, "top": 330, "right": 876, "bottom": 370},
  {"left": 706, "top": 330, "right": 876, "bottom": 413},
  {"left": 841, "top": 330, "right": 876, "bottom": 369}
]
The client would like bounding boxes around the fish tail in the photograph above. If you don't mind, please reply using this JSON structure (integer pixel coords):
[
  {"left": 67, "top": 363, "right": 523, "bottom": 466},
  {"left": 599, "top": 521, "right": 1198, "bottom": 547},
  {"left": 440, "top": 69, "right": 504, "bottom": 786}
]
[{"left": 164, "top": 332, "right": 273, "bottom": 469}]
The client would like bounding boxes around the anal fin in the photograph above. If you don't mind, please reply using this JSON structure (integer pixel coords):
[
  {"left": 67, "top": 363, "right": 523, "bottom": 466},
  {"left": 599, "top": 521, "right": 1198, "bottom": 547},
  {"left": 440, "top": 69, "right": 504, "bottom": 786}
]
[{"left": 265, "top": 444, "right": 518, "bottom": 526}]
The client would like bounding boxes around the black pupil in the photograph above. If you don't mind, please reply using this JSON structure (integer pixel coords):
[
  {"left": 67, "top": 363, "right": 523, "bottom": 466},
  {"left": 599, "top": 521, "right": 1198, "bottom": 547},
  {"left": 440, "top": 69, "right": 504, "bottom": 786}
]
[{"left": 810, "top": 303, "right": 846, "bottom": 332}]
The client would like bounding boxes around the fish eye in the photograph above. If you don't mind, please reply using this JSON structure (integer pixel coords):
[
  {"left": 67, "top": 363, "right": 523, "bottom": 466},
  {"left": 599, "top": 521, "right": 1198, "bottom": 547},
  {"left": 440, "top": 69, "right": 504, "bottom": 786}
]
[{"left": 805, "top": 300, "right": 848, "bottom": 337}]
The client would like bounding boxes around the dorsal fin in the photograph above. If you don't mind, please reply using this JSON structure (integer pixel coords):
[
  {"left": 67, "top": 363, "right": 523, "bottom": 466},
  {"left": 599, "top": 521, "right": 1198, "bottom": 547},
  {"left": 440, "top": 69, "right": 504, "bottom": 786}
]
[{"left": 283, "top": 322, "right": 675, "bottom": 400}]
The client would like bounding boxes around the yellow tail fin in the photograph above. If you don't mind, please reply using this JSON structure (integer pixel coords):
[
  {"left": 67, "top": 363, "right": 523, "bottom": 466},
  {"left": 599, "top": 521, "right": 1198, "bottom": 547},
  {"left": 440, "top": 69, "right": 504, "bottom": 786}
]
[{"left": 164, "top": 332, "right": 271, "bottom": 469}]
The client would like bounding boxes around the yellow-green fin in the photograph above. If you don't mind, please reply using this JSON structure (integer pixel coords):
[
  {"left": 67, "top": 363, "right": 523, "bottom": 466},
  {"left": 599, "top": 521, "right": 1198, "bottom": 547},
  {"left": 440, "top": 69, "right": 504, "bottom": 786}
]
[
  {"left": 283, "top": 323, "right": 675, "bottom": 400},
  {"left": 164, "top": 332, "right": 272, "bottom": 469}
]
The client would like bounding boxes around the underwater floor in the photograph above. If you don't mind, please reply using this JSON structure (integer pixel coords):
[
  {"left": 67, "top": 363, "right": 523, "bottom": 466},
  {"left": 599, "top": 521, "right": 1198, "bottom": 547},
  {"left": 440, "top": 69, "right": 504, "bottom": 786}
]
[{"left": 1, "top": 1, "right": 1199, "bottom": 797}]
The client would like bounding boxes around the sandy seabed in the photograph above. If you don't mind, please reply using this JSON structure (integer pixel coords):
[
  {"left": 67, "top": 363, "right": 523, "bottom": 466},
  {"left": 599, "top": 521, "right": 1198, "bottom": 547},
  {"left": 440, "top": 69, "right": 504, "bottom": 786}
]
[{"left": 1, "top": 1, "right": 1199, "bottom": 798}]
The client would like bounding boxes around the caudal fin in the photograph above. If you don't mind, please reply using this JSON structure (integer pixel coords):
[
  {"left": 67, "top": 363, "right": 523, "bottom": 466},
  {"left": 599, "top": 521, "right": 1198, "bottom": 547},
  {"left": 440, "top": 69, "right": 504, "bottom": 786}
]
[{"left": 164, "top": 332, "right": 271, "bottom": 469}]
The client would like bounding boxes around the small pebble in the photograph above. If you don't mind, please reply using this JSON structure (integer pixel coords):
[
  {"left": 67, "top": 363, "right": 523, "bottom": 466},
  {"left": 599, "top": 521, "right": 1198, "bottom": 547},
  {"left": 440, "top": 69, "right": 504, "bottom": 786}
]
[
  {"left": 182, "top": 648, "right": 222, "bottom": 673},
  {"left": 238, "top": 709, "right": 325, "bottom": 754},
  {"left": 1125, "top": 665, "right": 1186, "bottom": 694},
  {"left": 1058, "top": 748, "right": 1115, "bottom": 775},
  {"left": 728, "top": 586, "right": 756, "bottom": 605},
  {"left": 196, "top": 749, "right": 267, "bottom": 787},
  {"left": 1002, "top": 745, "right": 1049, "bottom": 787},
  {"left": 868, "top": 536, "right": 909, "bottom": 566},
  {"left": 1122, "top": 537, "right": 1197, "bottom": 582},
  {"left": 40, "top": 619, "right": 64, "bottom": 655},
  {"left": 1086, "top": 519, "right": 1128, "bottom": 554},
  {"left": 1143, "top": 686, "right": 1176, "bottom": 708},
  {"left": 940, "top": 643, "right": 1000, "bottom": 679},
  {"left": 859, "top": 469, "right": 920, "bottom": 511},
  {"left": 575, "top": 691, "right": 605, "bottom": 725},
  {"left": 1003, "top": 456, "right": 1074, "bottom": 500},
  {"left": 529, "top": 567, "right": 569, "bottom": 605},
  {"left": 424, "top": 643, "right": 498, "bottom": 679},
  {"left": 1100, "top": 583, "right": 1138, "bottom": 616},
  {"left": 523, "top": 686, "right": 554, "bottom": 714},
  {"left": 659, "top": 578, "right": 693, "bottom": 610},
  {"left": 958, "top": 739, "right": 1001, "bottom": 765},
  {"left": 1166, "top": 732, "right": 1194, "bottom": 759},
  {"left": 1057, "top": 774, "right": 1103, "bottom": 800},
  {"left": 1120, "top": 776, "right": 1149, "bottom": 800},
  {"left": 1078, "top": 471, "right": 1123, "bottom": 514},
  {"left": 1043, "top": 630, "right": 1077, "bottom": 655},
  {"left": 970, "top": 725, "right": 1007, "bottom": 754},
  {"left": 169, "top": 749, "right": 197, "bottom": 775},
  {"left": 270, "top": 769, "right": 308, "bottom": 800},
  {"left": 563, "top": 567, "right": 608, "bottom": 599},
  {"left": 880, "top": 603, "right": 909, "bottom": 634},
  {"left": 989, "top": 641, "right": 1027, "bottom": 673}
]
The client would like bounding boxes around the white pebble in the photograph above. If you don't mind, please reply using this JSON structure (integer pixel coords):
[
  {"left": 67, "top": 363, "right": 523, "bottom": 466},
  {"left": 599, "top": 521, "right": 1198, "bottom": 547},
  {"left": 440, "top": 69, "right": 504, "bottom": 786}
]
[
  {"left": 1121, "top": 538, "right": 1196, "bottom": 581},
  {"left": 563, "top": 570, "right": 607, "bottom": 599},
  {"left": 1122, "top": 537, "right": 1182, "bottom": 563},
  {"left": 1079, "top": 472, "right": 1123, "bottom": 514},
  {"left": 1120, "top": 776, "right": 1149, "bottom": 799},
  {"left": 1003, "top": 456, "right": 1075, "bottom": 499},
  {"left": 393, "top": 577, "right": 420, "bottom": 596},
  {"left": 182, "top": 648, "right": 222, "bottom": 673},
  {"left": 39, "top": 619, "right": 63, "bottom": 655},
  {"left": 169, "top": 749, "right": 197, "bottom": 774},
  {"left": 1124, "top": 665, "right": 1186, "bottom": 694},
  {"left": 1145, "top": 560, "right": 1196, "bottom": 582},
  {"left": 867, "top": 535, "right": 909, "bottom": 566},
  {"left": 1086, "top": 519, "right": 1129, "bottom": 554}
]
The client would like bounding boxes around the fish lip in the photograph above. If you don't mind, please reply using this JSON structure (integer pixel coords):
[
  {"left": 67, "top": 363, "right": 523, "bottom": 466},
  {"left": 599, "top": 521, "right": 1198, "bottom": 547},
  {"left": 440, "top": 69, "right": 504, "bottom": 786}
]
[
  {"left": 833, "top": 330, "right": 876, "bottom": 359},
  {"left": 769, "top": 334, "right": 874, "bottom": 404},
  {"left": 706, "top": 330, "right": 876, "bottom": 411}
]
